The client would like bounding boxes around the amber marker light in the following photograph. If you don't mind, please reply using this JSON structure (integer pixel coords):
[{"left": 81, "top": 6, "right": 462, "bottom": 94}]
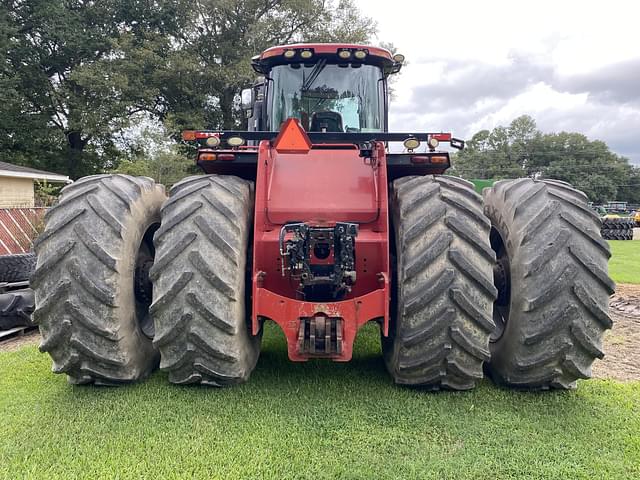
[{"left": 182, "top": 130, "right": 196, "bottom": 141}]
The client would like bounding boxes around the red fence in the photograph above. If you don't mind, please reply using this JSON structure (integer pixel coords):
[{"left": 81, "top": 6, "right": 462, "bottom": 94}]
[{"left": 0, "top": 208, "right": 46, "bottom": 255}]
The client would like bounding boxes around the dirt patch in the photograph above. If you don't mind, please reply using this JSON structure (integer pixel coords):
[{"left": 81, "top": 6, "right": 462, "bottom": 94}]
[
  {"left": 609, "top": 284, "right": 640, "bottom": 318},
  {"left": 593, "top": 311, "right": 640, "bottom": 382},
  {"left": 592, "top": 283, "right": 640, "bottom": 381},
  {"left": 0, "top": 328, "right": 39, "bottom": 353}
]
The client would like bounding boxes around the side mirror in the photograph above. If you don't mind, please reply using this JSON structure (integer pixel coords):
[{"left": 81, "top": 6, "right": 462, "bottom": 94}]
[{"left": 241, "top": 88, "right": 253, "bottom": 110}]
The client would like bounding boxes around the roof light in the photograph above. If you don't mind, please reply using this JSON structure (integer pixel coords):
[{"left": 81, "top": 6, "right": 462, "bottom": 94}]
[
  {"left": 338, "top": 50, "right": 352, "bottom": 59},
  {"left": 283, "top": 50, "right": 296, "bottom": 59},
  {"left": 182, "top": 130, "right": 196, "bottom": 141},
  {"left": 227, "top": 136, "right": 245, "bottom": 147},
  {"left": 428, "top": 137, "right": 439, "bottom": 149},
  {"left": 300, "top": 50, "right": 313, "bottom": 59},
  {"left": 403, "top": 137, "right": 420, "bottom": 151},
  {"left": 393, "top": 53, "right": 405, "bottom": 63},
  {"left": 354, "top": 50, "right": 367, "bottom": 60},
  {"left": 205, "top": 136, "right": 220, "bottom": 147}
]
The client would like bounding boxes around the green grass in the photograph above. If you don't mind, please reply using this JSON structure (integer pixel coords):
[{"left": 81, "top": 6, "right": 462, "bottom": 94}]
[
  {"left": 1, "top": 324, "right": 639, "bottom": 479},
  {"left": 608, "top": 240, "right": 640, "bottom": 284},
  {"left": 470, "top": 179, "right": 496, "bottom": 194}
]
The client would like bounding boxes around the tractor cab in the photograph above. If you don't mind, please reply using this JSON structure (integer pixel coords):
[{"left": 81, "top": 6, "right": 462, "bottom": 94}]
[{"left": 243, "top": 44, "right": 403, "bottom": 133}]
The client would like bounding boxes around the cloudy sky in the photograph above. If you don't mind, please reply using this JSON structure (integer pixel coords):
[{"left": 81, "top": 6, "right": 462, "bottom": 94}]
[{"left": 357, "top": 0, "right": 640, "bottom": 165}]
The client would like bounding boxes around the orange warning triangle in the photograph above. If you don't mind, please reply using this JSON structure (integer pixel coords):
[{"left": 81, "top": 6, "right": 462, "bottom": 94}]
[{"left": 273, "top": 118, "right": 312, "bottom": 153}]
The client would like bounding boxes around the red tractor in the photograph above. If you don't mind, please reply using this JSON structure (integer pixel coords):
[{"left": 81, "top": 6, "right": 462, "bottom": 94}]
[{"left": 32, "top": 44, "right": 614, "bottom": 390}]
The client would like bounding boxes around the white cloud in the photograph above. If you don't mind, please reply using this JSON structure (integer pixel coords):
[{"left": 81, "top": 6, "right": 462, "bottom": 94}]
[{"left": 357, "top": 0, "right": 640, "bottom": 164}]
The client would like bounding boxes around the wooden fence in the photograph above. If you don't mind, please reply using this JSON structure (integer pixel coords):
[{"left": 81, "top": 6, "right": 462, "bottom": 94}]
[{"left": 0, "top": 208, "right": 46, "bottom": 255}]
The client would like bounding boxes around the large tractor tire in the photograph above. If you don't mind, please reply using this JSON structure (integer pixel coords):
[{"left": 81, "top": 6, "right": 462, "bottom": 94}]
[
  {"left": 383, "top": 175, "right": 497, "bottom": 390},
  {"left": 150, "top": 175, "right": 260, "bottom": 386},
  {"left": 0, "top": 253, "right": 36, "bottom": 283},
  {"left": 31, "top": 175, "right": 166, "bottom": 384},
  {"left": 483, "top": 179, "right": 614, "bottom": 389}
]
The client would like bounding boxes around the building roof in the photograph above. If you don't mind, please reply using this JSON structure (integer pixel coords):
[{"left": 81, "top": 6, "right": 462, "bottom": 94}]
[{"left": 0, "top": 161, "right": 70, "bottom": 183}]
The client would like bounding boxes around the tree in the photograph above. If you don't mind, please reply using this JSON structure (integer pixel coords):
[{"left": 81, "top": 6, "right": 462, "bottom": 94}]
[
  {"left": 2, "top": 0, "right": 182, "bottom": 178},
  {"left": 453, "top": 116, "right": 638, "bottom": 203},
  {"left": 1, "top": 0, "right": 378, "bottom": 178},
  {"left": 158, "top": 0, "right": 376, "bottom": 134},
  {"left": 111, "top": 125, "right": 195, "bottom": 188}
]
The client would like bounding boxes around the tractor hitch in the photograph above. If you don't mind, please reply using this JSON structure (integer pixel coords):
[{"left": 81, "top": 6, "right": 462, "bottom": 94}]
[
  {"left": 279, "top": 222, "right": 358, "bottom": 300},
  {"left": 297, "top": 315, "right": 344, "bottom": 356}
]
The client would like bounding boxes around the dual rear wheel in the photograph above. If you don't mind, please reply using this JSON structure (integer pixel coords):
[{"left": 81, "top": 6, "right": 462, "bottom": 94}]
[
  {"left": 384, "top": 176, "right": 613, "bottom": 389},
  {"left": 33, "top": 174, "right": 613, "bottom": 389},
  {"left": 33, "top": 174, "right": 259, "bottom": 386}
]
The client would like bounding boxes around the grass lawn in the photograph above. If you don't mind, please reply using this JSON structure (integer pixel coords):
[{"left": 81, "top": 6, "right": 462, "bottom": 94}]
[
  {"left": 608, "top": 240, "right": 640, "bottom": 284},
  {"left": 1, "top": 323, "right": 639, "bottom": 480}
]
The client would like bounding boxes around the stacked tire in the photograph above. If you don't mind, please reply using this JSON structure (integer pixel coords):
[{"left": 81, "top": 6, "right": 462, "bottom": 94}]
[
  {"left": 0, "top": 253, "right": 37, "bottom": 330},
  {"left": 0, "top": 253, "right": 36, "bottom": 283},
  {"left": 601, "top": 217, "right": 635, "bottom": 240}
]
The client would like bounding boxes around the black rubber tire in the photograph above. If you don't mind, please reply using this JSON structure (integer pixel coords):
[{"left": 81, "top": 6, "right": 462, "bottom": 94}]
[
  {"left": 602, "top": 218, "right": 616, "bottom": 230},
  {"left": 600, "top": 227, "right": 614, "bottom": 240},
  {"left": 150, "top": 175, "right": 260, "bottom": 386},
  {"left": 383, "top": 175, "right": 497, "bottom": 390},
  {"left": 483, "top": 178, "right": 614, "bottom": 389},
  {"left": 31, "top": 174, "right": 167, "bottom": 385},
  {"left": 0, "top": 253, "right": 36, "bottom": 283},
  {"left": 0, "top": 288, "right": 35, "bottom": 329}
]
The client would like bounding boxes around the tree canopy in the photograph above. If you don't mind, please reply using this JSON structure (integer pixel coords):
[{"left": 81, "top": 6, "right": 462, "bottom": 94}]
[
  {"left": 1, "top": 0, "right": 376, "bottom": 180},
  {"left": 452, "top": 115, "right": 640, "bottom": 204}
]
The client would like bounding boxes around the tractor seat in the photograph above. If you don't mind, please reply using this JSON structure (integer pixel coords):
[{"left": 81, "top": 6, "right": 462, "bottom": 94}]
[{"left": 310, "top": 111, "right": 344, "bottom": 132}]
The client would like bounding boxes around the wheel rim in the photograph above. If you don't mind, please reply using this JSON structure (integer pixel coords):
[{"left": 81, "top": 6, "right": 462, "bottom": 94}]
[
  {"left": 134, "top": 223, "right": 159, "bottom": 339},
  {"left": 490, "top": 226, "right": 511, "bottom": 342}
]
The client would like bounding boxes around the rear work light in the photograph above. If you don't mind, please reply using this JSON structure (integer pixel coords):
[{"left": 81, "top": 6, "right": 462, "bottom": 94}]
[
  {"left": 205, "top": 136, "right": 220, "bottom": 147},
  {"left": 227, "top": 136, "right": 245, "bottom": 147},
  {"left": 403, "top": 137, "right": 420, "bottom": 151}
]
